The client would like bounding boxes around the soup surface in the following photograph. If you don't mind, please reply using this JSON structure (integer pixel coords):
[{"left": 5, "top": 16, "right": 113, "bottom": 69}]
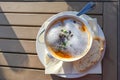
[{"left": 45, "top": 17, "right": 90, "bottom": 59}]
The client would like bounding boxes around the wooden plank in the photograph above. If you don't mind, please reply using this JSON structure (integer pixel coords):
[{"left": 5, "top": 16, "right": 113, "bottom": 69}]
[
  {"left": 0, "top": 67, "right": 51, "bottom": 80},
  {"left": 0, "top": 13, "right": 54, "bottom": 26},
  {"left": 0, "top": 52, "right": 44, "bottom": 68},
  {"left": 0, "top": 66, "right": 101, "bottom": 80},
  {"left": 0, "top": 2, "right": 102, "bottom": 14},
  {"left": 51, "top": 74, "right": 101, "bottom": 80},
  {"left": 0, "top": 13, "right": 102, "bottom": 26},
  {"left": 0, "top": 39, "right": 36, "bottom": 53},
  {"left": 103, "top": 2, "right": 117, "bottom": 80},
  {"left": 0, "top": 14, "right": 102, "bottom": 39},
  {"left": 0, "top": 26, "right": 39, "bottom": 39},
  {"left": 118, "top": 1, "right": 120, "bottom": 80}
]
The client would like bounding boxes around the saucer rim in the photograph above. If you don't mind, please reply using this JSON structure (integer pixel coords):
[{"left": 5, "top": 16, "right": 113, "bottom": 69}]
[{"left": 36, "top": 12, "right": 106, "bottom": 78}]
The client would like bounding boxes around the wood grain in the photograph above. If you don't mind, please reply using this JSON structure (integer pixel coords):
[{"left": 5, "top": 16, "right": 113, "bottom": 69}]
[
  {"left": 0, "top": 13, "right": 102, "bottom": 26},
  {"left": 102, "top": 2, "right": 117, "bottom": 80},
  {"left": 0, "top": 67, "right": 51, "bottom": 80},
  {"left": 0, "top": 66, "right": 101, "bottom": 80},
  {"left": 0, "top": 14, "right": 102, "bottom": 39},
  {"left": 0, "top": 39, "right": 36, "bottom": 53},
  {"left": 51, "top": 74, "right": 101, "bottom": 80},
  {"left": 0, "top": 2, "right": 117, "bottom": 80},
  {"left": 0, "top": 52, "right": 44, "bottom": 68},
  {"left": 0, "top": 13, "right": 54, "bottom": 26},
  {"left": 0, "top": 2, "right": 102, "bottom": 14},
  {"left": 118, "top": 1, "right": 120, "bottom": 80},
  {"left": 0, "top": 26, "right": 39, "bottom": 39}
]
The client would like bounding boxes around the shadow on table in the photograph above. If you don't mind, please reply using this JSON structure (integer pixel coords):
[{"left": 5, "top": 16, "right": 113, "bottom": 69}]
[
  {"left": 51, "top": 74, "right": 101, "bottom": 80},
  {"left": 0, "top": 7, "right": 29, "bottom": 73},
  {"left": 0, "top": 68, "right": 6, "bottom": 80}
]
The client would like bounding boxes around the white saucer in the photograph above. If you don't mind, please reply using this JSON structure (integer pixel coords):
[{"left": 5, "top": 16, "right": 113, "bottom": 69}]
[{"left": 36, "top": 12, "right": 106, "bottom": 78}]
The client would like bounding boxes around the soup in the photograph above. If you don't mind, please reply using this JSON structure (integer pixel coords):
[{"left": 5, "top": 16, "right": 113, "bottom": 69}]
[{"left": 45, "top": 16, "right": 91, "bottom": 60}]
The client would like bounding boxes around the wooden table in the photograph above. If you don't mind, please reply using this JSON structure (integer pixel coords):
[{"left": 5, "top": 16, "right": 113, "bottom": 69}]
[{"left": 0, "top": 1, "right": 118, "bottom": 80}]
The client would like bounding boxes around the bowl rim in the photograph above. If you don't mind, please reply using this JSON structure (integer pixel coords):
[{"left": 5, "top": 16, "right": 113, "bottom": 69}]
[{"left": 44, "top": 13, "right": 93, "bottom": 62}]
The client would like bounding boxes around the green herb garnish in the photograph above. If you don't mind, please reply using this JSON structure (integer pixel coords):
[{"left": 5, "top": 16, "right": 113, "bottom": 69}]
[{"left": 57, "top": 29, "right": 73, "bottom": 51}]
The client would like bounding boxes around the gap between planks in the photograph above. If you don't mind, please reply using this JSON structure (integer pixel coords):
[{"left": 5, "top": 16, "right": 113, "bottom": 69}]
[
  {"left": 0, "top": 13, "right": 102, "bottom": 26},
  {"left": 0, "top": 52, "right": 44, "bottom": 69},
  {"left": 0, "top": 15, "right": 103, "bottom": 40},
  {"left": 0, "top": 2, "right": 103, "bottom": 14},
  {"left": 0, "top": 66, "right": 102, "bottom": 80},
  {"left": 0, "top": 39, "right": 36, "bottom": 53}
]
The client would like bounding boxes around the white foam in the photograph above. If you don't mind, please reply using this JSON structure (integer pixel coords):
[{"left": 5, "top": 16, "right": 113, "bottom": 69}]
[
  {"left": 46, "top": 18, "right": 89, "bottom": 57},
  {"left": 46, "top": 22, "right": 62, "bottom": 47}
]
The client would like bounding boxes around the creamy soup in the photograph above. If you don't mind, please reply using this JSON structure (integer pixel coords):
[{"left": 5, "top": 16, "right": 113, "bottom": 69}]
[{"left": 45, "top": 16, "right": 90, "bottom": 60}]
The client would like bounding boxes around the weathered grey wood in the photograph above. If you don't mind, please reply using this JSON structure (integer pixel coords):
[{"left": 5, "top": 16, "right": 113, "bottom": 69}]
[
  {"left": 103, "top": 2, "right": 117, "bottom": 80},
  {"left": 0, "top": 39, "right": 36, "bottom": 53},
  {"left": 0, "top": 13, "right": 102, "bottom": 26},
  {"left": 0, "top": 67, "right": 51, "bottom": 80},
  {"left": 0, "top": 26, "right": 39, "bottom": 39},
  {"left": 0, "top": 13, "right": 54, "bottom": 26},
  {"left": 0, "top": 15, "right": 102, "bottom": 39},
  {"left": 0, "top": 52, "right": 44, "bottom": 68},
  {"left": 0, "top": 2, "right": 102, "bottom": 14},
  {"left": 51, "top": 74, "right": 101, "bottom": 80},
  {"left": 118, "top": 1, "right": 120, "bottom": 80},
  {"left": 0, "top": 2, "right": 116, "bottom": 80},
  {"left": 0, "top": 66, "right": 101, "bottom": 80}
]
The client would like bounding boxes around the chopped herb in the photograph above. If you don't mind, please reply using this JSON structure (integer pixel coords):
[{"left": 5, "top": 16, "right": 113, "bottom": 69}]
[
  {"left": 71, "top": 34, "right": 73, "bottom": 37},
  {"left": 63, "top": 42, "right": 66, "bottom": 46},
  {"left": 69, "top": 31, "right": 71, "bottom": 34},
  {"left": 63, "top": 30, "right": 66, "bottom": 33},
  {"left": 73, "top": 20, "right": 76, "bottom": 23},
  {"left": 61, "top": 29, "right": 63, "bottom": 32},
  {"left": 57, "top": 29, "right": 74, "bottom": 51},
  {"left": 64, "top": 31, "right": 68, "bottom": 34},
  {"left": 63, "top": 47, "right": 67, "bottom": 50}
]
